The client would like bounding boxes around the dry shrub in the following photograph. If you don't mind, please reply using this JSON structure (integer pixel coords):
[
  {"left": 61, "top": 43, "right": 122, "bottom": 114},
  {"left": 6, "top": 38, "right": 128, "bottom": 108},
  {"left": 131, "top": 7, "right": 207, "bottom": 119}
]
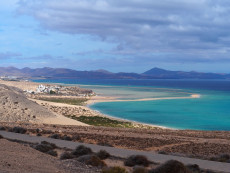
[
  {"left": 124, "top": 155, "right": 150, "bottom": 167},
  {"left": 34, "top": 141, "right": 57, "bottom": 157},
  {"left": 47, "top": 150, "right": 58, "bottom": 157},
  {"left": 186, "top": 164, "right": 201, "bottom": 173},
  {"left": 149, "top": 160, "right": 191, "bottom": 173},
  {"left": 72, "top": 145, "right": 93, "bottom": 157},
  {"left": 96, "top": 150, "right": 110, "bottom": 160},
  {"left": 78, "top": 155, "right": 106, "bottom": 167},
  {"left": 102, "top": 166, "right": 128, "bottom": 173},
  {"left": 60, "top": 152, "right": 75, "bottom": 160},
  {"left": 11, "top": 127, "right": 27, "bottom": 134},
  {"left": 133, "top": 166, "right": 148, "bottom": 173}
]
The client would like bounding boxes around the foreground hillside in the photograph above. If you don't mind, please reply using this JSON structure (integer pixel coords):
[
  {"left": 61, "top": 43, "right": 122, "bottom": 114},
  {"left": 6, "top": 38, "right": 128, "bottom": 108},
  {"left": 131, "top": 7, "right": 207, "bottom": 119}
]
[{"left": 0, "top": 138, "right": 98, "bottom": 173}]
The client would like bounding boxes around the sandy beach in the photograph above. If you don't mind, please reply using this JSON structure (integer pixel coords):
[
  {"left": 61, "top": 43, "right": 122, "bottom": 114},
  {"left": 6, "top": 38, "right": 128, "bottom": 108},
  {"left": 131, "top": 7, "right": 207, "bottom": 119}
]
[{"left": 87, "top": 94, "right": 200, "bottom": 104}]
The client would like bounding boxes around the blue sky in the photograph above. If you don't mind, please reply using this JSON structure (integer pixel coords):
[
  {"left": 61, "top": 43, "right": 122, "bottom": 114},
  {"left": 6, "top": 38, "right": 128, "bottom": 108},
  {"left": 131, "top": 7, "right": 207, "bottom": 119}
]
[{"left": 1, "top": 0, "right": 230, "bottom": 73}]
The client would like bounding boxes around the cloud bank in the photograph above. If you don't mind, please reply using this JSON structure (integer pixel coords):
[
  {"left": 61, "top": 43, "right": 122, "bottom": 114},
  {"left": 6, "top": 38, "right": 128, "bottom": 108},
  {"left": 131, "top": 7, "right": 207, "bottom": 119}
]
[{"left": 17, "top": 0, "right": 230, "bottom": 66}]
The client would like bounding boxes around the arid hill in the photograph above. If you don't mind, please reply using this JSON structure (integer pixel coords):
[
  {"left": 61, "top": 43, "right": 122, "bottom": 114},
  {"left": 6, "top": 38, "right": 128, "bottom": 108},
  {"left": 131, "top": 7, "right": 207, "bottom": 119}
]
[
  {"left": 0, "top": 84, "right": 86, "bottom": 126},
  {"left": 0, "top": 84, "right": 56, "bottom": 122}
]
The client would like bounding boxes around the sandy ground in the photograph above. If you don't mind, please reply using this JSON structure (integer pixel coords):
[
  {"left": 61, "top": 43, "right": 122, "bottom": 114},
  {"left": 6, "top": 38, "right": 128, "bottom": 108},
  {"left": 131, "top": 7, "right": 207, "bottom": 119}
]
[
  {"left": 0, "top": 82, "right": 87, "bottom": 126},
  {"left": 0, "top": 138, "right": 98, "bottom": 173},
  {"left": 87, "top": 94, "right": 200, "bottom": 104},
  {"left": 0, "top": 80, "right": 38, "bottom": 91},
  {"left": 31, "top": 99, "right": 102, "bottom": 117}
]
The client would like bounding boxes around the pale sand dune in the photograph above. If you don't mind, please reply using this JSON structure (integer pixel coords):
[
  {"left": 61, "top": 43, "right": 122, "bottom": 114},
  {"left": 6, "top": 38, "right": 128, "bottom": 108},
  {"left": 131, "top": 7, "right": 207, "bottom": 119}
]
[
  {"left": 0, "top": 83, "right": 88, "bottom": 126},
  {"left": 41, "top": 113, "right": 88, "bottom": 126}
]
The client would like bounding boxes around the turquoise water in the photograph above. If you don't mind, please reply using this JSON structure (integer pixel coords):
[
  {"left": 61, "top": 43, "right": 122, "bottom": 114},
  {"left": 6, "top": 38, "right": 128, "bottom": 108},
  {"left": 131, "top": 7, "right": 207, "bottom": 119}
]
[
  {"left": 91, "top": 92, "right": 230, "bottom": 130},
  {"left": 34, "top": 79, "right": 230, "bottom": 130}
]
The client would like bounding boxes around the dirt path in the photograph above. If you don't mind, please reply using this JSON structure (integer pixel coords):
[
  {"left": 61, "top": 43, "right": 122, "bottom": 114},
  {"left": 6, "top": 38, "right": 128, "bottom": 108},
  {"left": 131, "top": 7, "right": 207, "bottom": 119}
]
[{"left": 1, "top": 131, "right": 230, "bottom": 173}]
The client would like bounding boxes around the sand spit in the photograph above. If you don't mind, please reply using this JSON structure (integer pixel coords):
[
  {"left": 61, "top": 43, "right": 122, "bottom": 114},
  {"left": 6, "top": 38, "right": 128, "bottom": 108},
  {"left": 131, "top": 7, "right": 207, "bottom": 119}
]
[
  {"left": 87, "top": 94, "right": 201, "bottom": 105},
  {"left": 0, "top": 83, "right": 87, "bottom": 126}
]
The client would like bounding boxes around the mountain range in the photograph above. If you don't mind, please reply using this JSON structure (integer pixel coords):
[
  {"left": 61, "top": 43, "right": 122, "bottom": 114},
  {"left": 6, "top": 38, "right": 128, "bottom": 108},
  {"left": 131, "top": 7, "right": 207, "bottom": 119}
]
[{"left": 0, "top": 67, "right": 229, "bottom": 79}]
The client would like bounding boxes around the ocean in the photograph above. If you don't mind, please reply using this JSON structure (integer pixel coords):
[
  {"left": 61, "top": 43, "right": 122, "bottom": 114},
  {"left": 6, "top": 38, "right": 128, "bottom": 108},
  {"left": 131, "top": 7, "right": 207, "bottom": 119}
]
[{"left": 33, "top": 79, "right": 230, "bottom": 131}]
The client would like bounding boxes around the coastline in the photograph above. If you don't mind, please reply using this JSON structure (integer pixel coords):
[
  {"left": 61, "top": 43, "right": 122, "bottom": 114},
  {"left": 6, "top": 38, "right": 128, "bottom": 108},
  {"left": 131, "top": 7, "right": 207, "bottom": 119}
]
[
  {"left": 0, "top": 79, "right": 200, "bottom": 129},
  {"left": 85, "top": 94, "right": 200, "bottom": 130},
  {"left": 3, "top": 80, "right": 230, "bottom": 164},
  {"left": 87, "top": 106, "right": 173, "bottom": 130}
]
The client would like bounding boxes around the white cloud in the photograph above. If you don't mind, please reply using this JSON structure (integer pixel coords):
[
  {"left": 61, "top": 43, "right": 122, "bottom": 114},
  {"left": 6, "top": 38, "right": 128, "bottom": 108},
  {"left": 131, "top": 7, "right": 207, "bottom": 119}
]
[{"left": 17, "top": 0, "right": 230, "bottom": 62}]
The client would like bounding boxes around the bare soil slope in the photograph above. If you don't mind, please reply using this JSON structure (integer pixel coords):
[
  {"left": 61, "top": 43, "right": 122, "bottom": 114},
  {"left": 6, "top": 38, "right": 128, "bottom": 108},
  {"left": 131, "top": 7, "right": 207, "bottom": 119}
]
[
  {"left": 0, "top": 84, "right": 87, "bottom": 126},
  {"left": 0, "top": 139, "right": 98, "bottom": 173},
  {"left": 0, "top": 84, "right": 56, "bottom": 122}
]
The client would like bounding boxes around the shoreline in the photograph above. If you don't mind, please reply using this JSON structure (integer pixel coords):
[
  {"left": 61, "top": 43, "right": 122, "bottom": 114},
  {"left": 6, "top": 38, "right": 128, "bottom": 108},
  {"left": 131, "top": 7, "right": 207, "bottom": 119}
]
[
  {"left": 85, "top": 94, "right": 200, "bottom": 130},
  {"left": 0, "top": 79, "right": 200, "bottom": 130},
  {"left": 34, "top": 81, "right": 201, "bottom": 129},
  {"left": 87, "top": 106, "right": 173, "bottom": 130}
]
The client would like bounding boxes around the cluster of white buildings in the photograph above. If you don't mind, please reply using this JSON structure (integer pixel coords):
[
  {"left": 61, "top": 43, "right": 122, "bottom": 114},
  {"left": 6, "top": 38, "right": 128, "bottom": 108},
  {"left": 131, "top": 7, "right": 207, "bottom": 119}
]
[
  {"left": 25, "top": 85, "right": 59, "bottom": 94},
  {"left": 36, "top": 85, "right": 60, "bottom": 94},
  {"left": 24, "top": 84, "right": 95, "bottom": 97}
]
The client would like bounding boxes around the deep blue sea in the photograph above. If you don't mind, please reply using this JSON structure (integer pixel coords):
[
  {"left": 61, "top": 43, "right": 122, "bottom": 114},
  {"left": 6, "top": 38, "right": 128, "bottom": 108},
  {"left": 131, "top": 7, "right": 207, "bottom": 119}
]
[{"left": 33, "top": 79, "right": 230, "bottom": 131}]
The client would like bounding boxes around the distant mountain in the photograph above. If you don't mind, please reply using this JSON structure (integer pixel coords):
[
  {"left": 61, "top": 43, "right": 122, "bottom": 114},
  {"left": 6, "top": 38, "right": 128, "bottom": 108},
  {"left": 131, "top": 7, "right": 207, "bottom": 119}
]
[
  {"left": 0, "top": 67, "right": 143, "bottom": 79},
  {"left": 0, "top": 67, "right": 229, "bottom": 79},
  {"left": 91, "top": 69, "right": 114, "bottom": 74},
  {"left": 143, "top": 67, "right": 228, "bottom": 79},
  {"left": 144, "top": 67, "right": 175, "bottom": 75}
]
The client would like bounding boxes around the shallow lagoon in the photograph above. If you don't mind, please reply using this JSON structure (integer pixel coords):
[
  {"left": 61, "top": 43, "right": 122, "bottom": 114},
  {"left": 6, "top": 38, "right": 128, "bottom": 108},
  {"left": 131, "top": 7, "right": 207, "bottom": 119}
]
[{"left": 34, "top": 79, "right": 230, "bottom": 130}]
